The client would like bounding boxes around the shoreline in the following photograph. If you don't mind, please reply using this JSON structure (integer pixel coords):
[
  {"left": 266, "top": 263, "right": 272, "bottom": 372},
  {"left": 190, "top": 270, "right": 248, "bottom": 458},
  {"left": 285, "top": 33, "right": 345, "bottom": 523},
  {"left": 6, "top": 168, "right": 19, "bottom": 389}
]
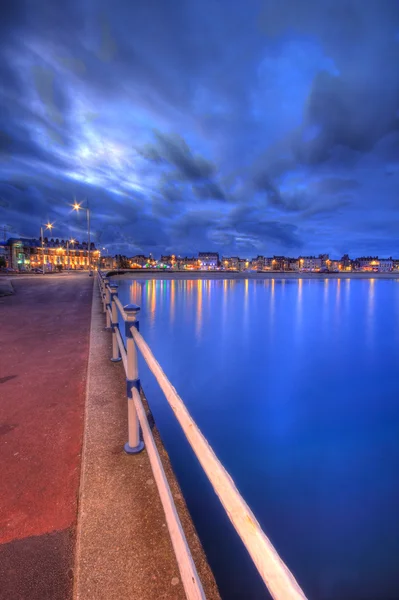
[{"left": 107, "top": 270, "right": 399, "bottom": 280}]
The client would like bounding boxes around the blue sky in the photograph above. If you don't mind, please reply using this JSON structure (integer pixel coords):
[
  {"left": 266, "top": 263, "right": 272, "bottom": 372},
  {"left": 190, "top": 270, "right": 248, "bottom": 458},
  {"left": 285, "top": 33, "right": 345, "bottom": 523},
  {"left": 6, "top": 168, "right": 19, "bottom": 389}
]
[{"left": 0, "top": 0, "right": 398, "bottom": 257}]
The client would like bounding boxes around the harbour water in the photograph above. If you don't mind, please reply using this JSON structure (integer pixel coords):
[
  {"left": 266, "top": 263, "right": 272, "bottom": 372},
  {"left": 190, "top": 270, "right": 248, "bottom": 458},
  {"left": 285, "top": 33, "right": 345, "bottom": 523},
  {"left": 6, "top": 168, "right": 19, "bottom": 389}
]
[{"left": 117, "top": 277, "right": 399, "bottom": 600}]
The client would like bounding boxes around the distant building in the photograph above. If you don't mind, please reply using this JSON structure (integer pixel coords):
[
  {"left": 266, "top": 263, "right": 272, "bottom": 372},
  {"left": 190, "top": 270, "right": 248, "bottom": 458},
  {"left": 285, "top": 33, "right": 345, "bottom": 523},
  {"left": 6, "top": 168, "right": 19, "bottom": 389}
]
[
  {"left": 329, "top": 260, "right": 340, "bottom": 272},
  {"left": 178, "top": 257, "right": 198, "bottom": 269},
  {"left": 356, "top": 256, "right": 379, "bottom": 271},
  {"left": 230, "top": 257, "right": 240, "bottom": 270},
  {"left": 319, "top": 254, "right": 329, "bottom": 269},
  {"left": 378, "top": 258, "right": 393, "bottom": 272},
  {"left": 289, "top": 259, "right": 300, "bottom": 271},
  {"left": 2, "top": 237, "right": 98, "bottom": 271},
  {"left": 300, "top": 256, "right": 322, "bottom": 271},
  {"left": 198, "top": 252, "right": 219, "bottom": 269},
  {"left": 0, "top": 242, "right": 8, "bottom": 266},
  {"left": 160, "top": 255, "right": 173, "bottom": 267},
  {"left": 272, "top": 256, "right": 289, "bottom": 271},
  {"left": 252, "top": 256, "right": 266, "bottom": 270},
  {"left": 238, "top": 258, "right": 250, "bottom": 271},
  {"left": 221, "top": 256, "right": 231, "bottom": 269},
  {"left": 129, "top": 254, "right": 148, "bottom": 267},
  {"left": 340, "top": 254, "right": 352, "bottom": 270},
  {"left": 100, "top": 256, "right": 116, "bottom": 270}
]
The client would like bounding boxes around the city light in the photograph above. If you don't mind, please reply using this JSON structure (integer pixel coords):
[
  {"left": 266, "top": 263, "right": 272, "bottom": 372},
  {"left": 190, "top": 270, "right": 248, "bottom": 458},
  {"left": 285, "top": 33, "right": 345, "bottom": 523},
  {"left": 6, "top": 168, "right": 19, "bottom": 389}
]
[{"left": 3, "top": 240, "right": 399, "bottom": 274}]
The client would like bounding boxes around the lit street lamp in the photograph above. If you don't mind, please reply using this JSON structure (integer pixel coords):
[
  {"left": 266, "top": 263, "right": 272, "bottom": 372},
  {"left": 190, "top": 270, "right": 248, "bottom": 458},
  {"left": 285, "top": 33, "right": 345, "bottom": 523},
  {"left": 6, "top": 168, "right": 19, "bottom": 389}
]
[
  {"left": 67, "top": 238, "right": 76, "bottom": 270},
  {"left": 73, "top": 199, "right": 92, "bottom": 276},
  {"left": 40, "top": 222, "right": 54, "bottom": 274}
]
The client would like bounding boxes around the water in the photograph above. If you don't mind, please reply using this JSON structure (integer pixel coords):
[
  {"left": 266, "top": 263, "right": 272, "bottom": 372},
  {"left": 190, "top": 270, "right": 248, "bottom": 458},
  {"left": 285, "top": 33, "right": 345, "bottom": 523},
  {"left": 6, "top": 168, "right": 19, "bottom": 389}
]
[{"left": 117, "top": 277, "right": 399, "bottom": 600}]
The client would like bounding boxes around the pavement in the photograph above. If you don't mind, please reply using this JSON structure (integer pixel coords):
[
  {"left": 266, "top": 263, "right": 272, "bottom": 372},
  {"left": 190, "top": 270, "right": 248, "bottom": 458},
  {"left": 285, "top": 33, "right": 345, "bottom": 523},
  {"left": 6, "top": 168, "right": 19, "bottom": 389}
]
[
  {"left": 0, "top": 274, "right": 93, "bottom": 600},
  {"left": 0, "top": 274, "right": 220, "bottom": 600},
  {"left": 74, "top": 283, "right": 220, "bottom": 600},
  {"left": 0, "top": 278, "right": 14, "bottom": 297}
]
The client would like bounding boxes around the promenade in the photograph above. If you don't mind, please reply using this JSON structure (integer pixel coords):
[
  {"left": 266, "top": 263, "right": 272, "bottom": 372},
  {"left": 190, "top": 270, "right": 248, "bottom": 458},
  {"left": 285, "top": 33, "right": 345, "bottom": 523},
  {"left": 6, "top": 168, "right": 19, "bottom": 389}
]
[
  {"left": 0, "top": 274, "right": 218, "bottom": 600},
  {"left": 0, "top": 274, "right": 93, "bottom": 599}
]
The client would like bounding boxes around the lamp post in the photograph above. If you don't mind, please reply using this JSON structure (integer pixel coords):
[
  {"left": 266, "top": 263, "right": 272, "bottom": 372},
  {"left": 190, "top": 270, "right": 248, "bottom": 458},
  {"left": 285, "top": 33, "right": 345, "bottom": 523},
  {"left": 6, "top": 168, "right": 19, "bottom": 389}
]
[
  {"left": 101, "top": 247, "right": 110, "bottom": 270},
  {"left": 66, "top": 238, "right": 76, "bottom": 271},
  {"left": 40, "top": 222, "right": 54, "bottom": 274},
  {"left": 73, "top": 199, "right": 92, "bottom": 276}
]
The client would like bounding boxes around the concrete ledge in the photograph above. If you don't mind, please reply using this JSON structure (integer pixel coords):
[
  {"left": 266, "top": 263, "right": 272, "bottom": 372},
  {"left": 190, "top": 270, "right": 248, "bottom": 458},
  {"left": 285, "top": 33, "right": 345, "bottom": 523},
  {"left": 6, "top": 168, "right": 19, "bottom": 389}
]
[
  {"left": 0, "top": 278, "right": 14, "bottom": 296},
  {"left": 105, "top": 270, "right": 399, "bottom": 280},
  {"left": 74, "top": 284, "right": 220, "bottom": 599}
]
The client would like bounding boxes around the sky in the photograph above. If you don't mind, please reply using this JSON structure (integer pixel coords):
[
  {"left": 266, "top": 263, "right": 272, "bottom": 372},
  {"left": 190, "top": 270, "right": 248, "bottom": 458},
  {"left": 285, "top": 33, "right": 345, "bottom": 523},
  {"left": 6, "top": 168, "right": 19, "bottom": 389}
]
[{"left": 0, "top": 0, "right": 398, "bottom": 258}]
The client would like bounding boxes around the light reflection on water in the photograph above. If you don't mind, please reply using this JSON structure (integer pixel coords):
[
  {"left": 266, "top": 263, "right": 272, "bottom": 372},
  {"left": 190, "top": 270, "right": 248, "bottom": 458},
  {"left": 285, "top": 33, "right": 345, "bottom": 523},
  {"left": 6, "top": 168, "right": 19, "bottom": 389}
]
[{"left": 118, "top": 277, "right": 399, "bottom": 600}]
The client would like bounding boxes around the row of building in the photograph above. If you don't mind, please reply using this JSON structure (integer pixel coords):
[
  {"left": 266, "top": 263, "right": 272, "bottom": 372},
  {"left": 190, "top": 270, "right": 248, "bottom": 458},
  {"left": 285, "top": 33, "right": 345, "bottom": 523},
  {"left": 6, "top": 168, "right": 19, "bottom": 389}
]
[
  {"left": 0, "top": 237, "right": 100, "bottom": 271},
  {"left": 111, "top": 252, "right": 398, "bottom": 273},
  {"left": 1, "top": 239, "right": 397, "bottom": 273}
]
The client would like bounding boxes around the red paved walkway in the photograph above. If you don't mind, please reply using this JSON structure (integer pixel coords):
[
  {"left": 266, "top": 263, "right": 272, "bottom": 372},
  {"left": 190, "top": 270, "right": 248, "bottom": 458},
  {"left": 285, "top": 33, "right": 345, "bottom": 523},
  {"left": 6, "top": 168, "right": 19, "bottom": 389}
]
[{"left": 0, "top": 274, "right": 93, "bottom": 600}]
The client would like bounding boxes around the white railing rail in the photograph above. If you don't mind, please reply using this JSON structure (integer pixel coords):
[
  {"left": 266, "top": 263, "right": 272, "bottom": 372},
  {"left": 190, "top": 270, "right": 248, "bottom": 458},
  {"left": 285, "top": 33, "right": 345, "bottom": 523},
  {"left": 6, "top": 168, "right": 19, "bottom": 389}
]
[{"left": 97, "top": 270, "right": 307, "bottom": 600}]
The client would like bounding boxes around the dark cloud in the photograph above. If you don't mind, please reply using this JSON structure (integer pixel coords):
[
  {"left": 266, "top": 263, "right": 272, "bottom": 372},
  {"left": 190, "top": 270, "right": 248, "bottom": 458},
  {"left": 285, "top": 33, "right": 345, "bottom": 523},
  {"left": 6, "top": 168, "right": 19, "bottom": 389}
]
[
  {"left": 0, "top": 0, "right": 398, "bottom": 256},
  {"left": 314, "top": 177, "right": 359, "bottom": 195},
  {"left": 141, "top": 132, "right": 216, "bottom": 181},
  {"left": 253, "top": 173, "right": 284, "bottom": 207},
  {"left": 226, "top": 205, "right": 302, "bottom": 249},
  {"left": 192, "top": 181, "right": 226, "bottom": 201}
]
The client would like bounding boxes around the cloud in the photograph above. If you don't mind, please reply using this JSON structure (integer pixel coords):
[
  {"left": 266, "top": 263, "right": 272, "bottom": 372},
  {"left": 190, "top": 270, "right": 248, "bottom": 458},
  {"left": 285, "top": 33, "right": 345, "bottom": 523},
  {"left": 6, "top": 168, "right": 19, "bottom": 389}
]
[
  {"left": 0, "top": 0, "right": 398, "bottom": 257},
  {"left": 192, "top": 181, "right": 226, "bottom": 201},
  {"left": 140, "top": 132, "right": 216, "bottom": 181},
  {"left": 313, "top": 177, "right": 359, "bottom": 195}
]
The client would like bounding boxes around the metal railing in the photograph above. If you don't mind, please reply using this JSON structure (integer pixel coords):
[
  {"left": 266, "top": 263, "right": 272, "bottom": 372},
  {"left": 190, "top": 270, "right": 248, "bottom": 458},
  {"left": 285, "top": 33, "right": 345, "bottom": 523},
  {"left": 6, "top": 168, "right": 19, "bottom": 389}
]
[{"left": 97, "top": 270, "right": 308, "bottom": 600}]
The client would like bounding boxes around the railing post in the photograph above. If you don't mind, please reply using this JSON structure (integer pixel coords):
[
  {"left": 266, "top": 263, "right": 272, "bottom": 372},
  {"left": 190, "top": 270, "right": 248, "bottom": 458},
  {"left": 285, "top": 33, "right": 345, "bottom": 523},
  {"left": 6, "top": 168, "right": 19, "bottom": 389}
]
[
  {"left": 124, "top": 304, "right": 144, "bottom": 454},
  {"left": 102, "top": 277, "right": 109, "bottom": 314},
  {"left": 105, "top": 281, "right": 111, "bottom": 329},
  {"left": 110, "top": 284, "right": 121, "bottom": 363},
  {"left": 99, "top": 273, "right": 105, "bottom": 311}
]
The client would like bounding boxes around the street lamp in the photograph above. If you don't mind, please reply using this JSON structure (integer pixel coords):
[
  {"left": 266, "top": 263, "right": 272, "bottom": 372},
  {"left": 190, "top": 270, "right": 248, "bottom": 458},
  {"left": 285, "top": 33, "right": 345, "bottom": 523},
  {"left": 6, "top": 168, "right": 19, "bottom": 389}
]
[
  {"left": 40, "top": 222, "right": 54, "bottom": 274},
  {"left": 72, "top": 199, "right": 92, "bottom": 276},
  {"left": 67, "top": 238, "right": 76, "bottom": 270}
]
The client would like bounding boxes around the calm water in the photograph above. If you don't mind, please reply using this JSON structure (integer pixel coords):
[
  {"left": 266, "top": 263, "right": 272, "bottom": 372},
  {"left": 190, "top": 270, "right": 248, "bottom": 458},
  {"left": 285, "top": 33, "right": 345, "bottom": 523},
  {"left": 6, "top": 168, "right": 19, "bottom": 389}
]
[{"left": 117, "top": 278, "right": 399, "bottom": 600}]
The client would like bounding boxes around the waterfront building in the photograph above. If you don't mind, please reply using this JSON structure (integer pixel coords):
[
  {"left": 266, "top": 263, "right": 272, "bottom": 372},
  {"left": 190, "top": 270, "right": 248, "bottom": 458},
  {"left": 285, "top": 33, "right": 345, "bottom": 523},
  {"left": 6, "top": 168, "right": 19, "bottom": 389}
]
[
  {"left": 289, "top": 259, "right": 300, "bottom": 271},
  {"left": 178, "top": 257, "right": 199, "bottom": 269},
  {"left": 100, "top": 256, "right": 116, "bottom": 270},
  {"left": 272, "top": 256, "right": 289, "bottom": 271},
  {"left": 319, "top": 254, "right": 329, "bottom": 269},
  {"left": 198, "top": 252, "right": 219, "bottom": 269},
  {"left": 230, "top": 257, "right": 240, "bottom": 270},
  {"left": 355, "top": 256, "right": 380, "bottom": 271},
  {"left": 378, "top": 258, "right": 393, "bottom": 272},
  {"left": 252, "top": 256, "right": 266, "bottom": 270},
  {"left": 340, "top": 254, "right": 352, "bottom": 270},
  {"left": 160, "top": 255, "right": 173, "bottom": 267},
  {"left": 129, "top": 255, "right": 149, "bottom": 267},
  {"left": 2, "top": 237, "right": 99, "bottom": 271},
  {"left": 329, "top": 260, "right": 341, "bottom": 272},
  {"left": 238, "top": 258, "right": 250, "bottom": 271},
  {"left": 300, "top": 256, "right": 322, "bottom": 271},
  {"left": 221, "top": 256, "right": 231, "bottom": 269},
  {"left": 0, "top": 242, "right": 8, "bottom": 266}
]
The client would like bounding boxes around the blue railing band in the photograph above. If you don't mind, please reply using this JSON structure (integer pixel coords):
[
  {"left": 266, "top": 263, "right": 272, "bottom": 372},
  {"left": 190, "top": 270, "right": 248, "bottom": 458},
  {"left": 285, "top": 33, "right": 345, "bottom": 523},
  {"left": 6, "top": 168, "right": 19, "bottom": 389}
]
[{"left": 126, "top": 378, "right": 141, "bottom": 398}]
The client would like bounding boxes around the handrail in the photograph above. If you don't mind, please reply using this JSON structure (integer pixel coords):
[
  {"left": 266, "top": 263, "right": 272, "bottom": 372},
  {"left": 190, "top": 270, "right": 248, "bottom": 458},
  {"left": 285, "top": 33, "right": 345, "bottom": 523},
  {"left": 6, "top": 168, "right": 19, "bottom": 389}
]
[
  {"left": 97, "top": 271, "right": 308, "bottom": 600},
  {"left": 115, "top": 327, "right": 127, "bottom": 372},
  {"left": 133, "top": 387, "right": 205, "bottom": 600},
  {"left": 131, "top": 326, "right": 306, "bottom": 600},
  {"left": 113, "top": 295, "right": 126, "bottom": 319}
]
